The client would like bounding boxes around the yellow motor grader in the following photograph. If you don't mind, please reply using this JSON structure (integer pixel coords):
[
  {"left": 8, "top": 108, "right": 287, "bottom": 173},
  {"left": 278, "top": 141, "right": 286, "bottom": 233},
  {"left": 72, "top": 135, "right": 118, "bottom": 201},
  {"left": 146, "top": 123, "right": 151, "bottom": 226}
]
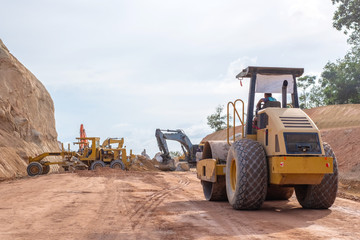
[
  {"left": 197, "top": 66, "right": 338, "bottom": 210},
  {"left": 27, "top": 137, "right": 134, "bottom": 176}
]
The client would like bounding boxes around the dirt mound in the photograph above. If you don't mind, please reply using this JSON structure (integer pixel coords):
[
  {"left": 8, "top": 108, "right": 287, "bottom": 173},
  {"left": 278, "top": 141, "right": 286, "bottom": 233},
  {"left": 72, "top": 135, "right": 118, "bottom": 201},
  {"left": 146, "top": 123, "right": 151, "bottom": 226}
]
[
  {"left": 201, "top": 126, "right": 243, "bottom": 143},
  {"left": 304, "top": 105, "right": 360, "bottom": 183},
  {"left": 320, "top": 126, "right": 360, "bottom": 177},
  {"left": 304, "top": 104, "right": 360, "bottom": 129},
  {"left": 129, "top": 155, "right": 161, "bottom": 171},
  {"left": 318, "top": 125, "right": 360, "bottom": 200},
  {"left": 0, "top": 39, "right": 59, "bottom": 179}
]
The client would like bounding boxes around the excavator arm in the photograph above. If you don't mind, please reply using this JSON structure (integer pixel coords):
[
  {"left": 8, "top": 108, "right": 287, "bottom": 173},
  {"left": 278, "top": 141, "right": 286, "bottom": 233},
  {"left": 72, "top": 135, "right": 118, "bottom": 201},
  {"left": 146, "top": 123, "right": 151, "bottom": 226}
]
[
  {"left": 79, "top": 124, "right": 88, "bottom": 151},
  {"left": 155, "top": 129, "right": 172, "bottom": 163}
]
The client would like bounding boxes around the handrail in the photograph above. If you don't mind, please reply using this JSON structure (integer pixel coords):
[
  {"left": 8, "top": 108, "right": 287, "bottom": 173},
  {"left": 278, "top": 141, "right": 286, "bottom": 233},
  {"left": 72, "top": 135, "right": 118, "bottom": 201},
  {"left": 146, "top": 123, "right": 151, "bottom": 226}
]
[{"left": 227, "top": 99, "right": 245, "bottom": 145}]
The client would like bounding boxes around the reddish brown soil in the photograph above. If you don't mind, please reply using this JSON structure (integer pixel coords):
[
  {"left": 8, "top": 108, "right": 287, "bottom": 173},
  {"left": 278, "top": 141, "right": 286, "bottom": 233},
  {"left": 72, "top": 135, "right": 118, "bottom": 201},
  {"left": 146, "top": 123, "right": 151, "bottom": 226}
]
[
  {"left": 0, "top": 169, "right": 359, "bottom": 240},
  {"left": 320, "top": 126, "right": 360, "bottom": 180},
  {"left": 304, "top": 104, "right": 360, "bottom": 129}
]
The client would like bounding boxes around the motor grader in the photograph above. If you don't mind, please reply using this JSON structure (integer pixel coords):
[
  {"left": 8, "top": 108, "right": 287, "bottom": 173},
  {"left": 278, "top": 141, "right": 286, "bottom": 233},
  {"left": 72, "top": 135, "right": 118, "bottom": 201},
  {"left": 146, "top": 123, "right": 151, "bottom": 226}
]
[
  {"left": 197, "top": 66, "right": 338, "bottom": 210},
  {"left": 27, "top": 137, "right": 134, "bottom": 176}
]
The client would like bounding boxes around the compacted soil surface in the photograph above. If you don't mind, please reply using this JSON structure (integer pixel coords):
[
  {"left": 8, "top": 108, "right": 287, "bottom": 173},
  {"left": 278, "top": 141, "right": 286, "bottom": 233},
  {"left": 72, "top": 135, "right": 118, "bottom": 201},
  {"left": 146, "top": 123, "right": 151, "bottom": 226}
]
[{"left": 0, "top": 169, "right": 359, "bottom": 240}]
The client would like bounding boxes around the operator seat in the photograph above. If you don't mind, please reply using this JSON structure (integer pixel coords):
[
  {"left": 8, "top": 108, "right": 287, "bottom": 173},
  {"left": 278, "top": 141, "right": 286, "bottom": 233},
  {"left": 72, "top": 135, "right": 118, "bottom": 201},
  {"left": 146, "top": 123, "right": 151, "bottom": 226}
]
[
  {"left": 255, "top": 101, "right": 281, "bottom": 130},
  {"left": 263, "top": 101, "right": 281, "bottom": 108}
]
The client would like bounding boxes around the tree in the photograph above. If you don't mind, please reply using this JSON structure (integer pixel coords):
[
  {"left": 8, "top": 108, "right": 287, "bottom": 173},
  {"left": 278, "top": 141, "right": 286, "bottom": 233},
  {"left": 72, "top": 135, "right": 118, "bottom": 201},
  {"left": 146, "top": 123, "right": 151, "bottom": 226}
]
[
  {"left": 332, "top": 0, "right": 360, "bottom": 46},
  {"left": 297, "top": 75, "right": 325, "bottom": 109},
  {"left": 170, "top": 151, "right": 182, "bottom": 158},
  {"left": 307, "top": 83, "right": 325, "bottom": 108},
  {"left": 299, "top": 48, "right": 360, "bottom": 107},
  {"left": 207, "top": 105, "right": 227, "bottom": 131},
  {"left": 317, "top": 0, "right": 360, "bottom": 105},
  {"left": 298, "top": 75, "right": 315, "bottom": 109},
  {"left": 320, "top": 47, "right": 360, "bottom": 104}
]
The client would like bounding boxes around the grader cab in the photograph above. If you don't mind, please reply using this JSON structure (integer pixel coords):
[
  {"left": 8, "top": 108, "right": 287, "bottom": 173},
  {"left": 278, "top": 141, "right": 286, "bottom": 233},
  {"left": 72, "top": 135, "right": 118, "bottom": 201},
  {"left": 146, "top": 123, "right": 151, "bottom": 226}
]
[{"left": 197, "top": 66, "right": 338, "bottom": 210}]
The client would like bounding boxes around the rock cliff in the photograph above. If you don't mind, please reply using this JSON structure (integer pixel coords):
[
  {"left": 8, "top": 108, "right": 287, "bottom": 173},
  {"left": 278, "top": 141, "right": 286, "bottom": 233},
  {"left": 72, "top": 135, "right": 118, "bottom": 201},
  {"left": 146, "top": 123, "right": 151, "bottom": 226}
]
[{"left": 0, "top": 39, "right": 59, "bottom": 178}]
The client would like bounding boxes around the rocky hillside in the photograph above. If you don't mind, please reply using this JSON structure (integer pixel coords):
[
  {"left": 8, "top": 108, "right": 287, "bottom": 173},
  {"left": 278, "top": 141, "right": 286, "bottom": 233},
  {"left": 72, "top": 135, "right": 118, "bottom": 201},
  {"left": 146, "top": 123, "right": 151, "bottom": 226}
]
[{"left": 0, "top": 39, "right": 59, "bottom": 179}]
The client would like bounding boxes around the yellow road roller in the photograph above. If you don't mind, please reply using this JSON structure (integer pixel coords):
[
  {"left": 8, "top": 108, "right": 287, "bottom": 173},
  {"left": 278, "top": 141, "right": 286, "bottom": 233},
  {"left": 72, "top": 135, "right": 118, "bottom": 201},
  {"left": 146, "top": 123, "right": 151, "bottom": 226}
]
[{"left": 197, "top": 66, "right": 338, "bottom": 210}]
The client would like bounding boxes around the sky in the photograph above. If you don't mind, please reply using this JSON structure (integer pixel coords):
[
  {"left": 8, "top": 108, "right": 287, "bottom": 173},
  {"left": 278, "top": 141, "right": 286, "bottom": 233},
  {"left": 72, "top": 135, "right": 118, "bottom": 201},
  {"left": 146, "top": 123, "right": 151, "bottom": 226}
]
[{"left": 0, "top": 0, "right": 349, "bottom": 156}]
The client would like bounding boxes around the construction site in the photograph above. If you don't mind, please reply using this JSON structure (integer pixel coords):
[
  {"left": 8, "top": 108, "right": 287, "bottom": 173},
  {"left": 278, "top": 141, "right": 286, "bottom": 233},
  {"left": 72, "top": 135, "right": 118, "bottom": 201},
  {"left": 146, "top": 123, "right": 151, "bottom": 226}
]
[{"left": 0, "top": 36, "right": 360, "bottom": 240}]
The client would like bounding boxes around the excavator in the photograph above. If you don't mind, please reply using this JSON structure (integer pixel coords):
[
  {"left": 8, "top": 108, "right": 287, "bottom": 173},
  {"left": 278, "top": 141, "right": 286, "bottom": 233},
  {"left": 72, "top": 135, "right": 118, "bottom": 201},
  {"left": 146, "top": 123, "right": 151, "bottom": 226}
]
[{"left": 155, "top": 129, "right": 201, "bottom": 167}]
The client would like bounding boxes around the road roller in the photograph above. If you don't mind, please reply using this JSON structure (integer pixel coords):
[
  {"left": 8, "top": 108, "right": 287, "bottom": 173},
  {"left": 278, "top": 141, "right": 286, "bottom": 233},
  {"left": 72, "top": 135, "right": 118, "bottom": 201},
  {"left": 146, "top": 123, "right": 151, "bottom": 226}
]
[{"left": 197, "top": 66, "right": 338, "bottom": 210}]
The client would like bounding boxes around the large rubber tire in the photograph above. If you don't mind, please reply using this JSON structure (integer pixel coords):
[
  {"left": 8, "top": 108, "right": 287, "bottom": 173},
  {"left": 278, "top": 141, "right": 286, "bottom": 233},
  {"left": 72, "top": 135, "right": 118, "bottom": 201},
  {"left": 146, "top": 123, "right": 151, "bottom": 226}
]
[
  {"left": 27, "top": 162, "right": 43, "bottom": 176},
  {"left": 201, "top": 176, "right": 227, "bottom": 201},
  {"left": 266, "top": 185, "right": 294, "bottom": 200},
  {"left": 42, "top": 165, "right": 50, "bottom": 175},
  {"left": 295, "top": 142, "right": 338, "bottom": 209},
  {"left": 226, "top": 139, "right": 268, "bottom": 210},
  {"left": 90, "top": 160, "right": 105, "bottom": 170},
  {"left": 110, "top": 160, "right": 125, "bottom": 170}
]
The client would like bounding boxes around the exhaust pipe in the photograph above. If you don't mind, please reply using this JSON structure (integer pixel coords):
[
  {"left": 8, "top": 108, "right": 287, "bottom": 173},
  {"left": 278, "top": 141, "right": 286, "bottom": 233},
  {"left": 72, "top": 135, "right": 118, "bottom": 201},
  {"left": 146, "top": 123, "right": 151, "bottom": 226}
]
[{"left": 282, "top": 80, "right": 288, "bottom": 108}]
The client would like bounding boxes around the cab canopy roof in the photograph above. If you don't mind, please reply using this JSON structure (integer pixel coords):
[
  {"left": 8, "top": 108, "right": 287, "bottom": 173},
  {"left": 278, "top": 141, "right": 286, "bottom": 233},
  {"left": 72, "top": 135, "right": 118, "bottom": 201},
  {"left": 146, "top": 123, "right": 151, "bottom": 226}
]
[
  {"left": 236, "top": 66, "right": 304, "bottom": 94},
  {"left": 236, "top": 66, "right": 304, "bottom": 79}
]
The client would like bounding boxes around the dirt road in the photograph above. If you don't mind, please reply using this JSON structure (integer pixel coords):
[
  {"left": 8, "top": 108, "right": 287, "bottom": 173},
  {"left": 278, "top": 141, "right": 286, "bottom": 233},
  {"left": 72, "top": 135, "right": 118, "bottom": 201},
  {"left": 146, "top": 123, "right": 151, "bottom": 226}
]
[{"left": 0, "top": 169, "right": 359, "bottom": 240}]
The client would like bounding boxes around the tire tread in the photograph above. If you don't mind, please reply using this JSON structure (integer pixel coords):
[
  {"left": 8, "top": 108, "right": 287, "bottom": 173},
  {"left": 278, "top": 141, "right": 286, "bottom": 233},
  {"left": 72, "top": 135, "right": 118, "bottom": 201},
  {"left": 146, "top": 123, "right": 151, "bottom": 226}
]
[
  {"left": 295, "top": 142, "right": 338, "bottom": 209},
  {"left": 226, "top": 139, "right": 268, "bottom": 210}
]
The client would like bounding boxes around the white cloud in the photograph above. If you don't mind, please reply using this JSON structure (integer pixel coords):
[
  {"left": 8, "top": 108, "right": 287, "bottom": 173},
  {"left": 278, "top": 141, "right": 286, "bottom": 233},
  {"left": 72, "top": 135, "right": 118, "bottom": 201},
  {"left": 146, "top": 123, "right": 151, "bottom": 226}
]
[{"left": 0, "top": 0, "right": 350, "bottom": 156}]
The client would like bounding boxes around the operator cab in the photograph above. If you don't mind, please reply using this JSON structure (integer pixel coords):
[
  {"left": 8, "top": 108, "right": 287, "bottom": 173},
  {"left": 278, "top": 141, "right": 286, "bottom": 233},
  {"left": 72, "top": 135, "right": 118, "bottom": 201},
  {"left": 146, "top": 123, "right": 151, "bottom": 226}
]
[
  {"left": 236, "top": 67, "right": 323, "bottom": 156},
  {"left": 236, "top": 67, "right": 303, "bottom": 132}
]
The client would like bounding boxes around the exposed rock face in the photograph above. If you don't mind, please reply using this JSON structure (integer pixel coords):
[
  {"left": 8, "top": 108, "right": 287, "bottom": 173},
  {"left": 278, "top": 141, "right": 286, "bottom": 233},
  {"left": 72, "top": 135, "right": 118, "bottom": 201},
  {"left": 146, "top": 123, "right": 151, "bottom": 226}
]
[{"left": 0, "top": 39, "right": 59, "bottom": 178}]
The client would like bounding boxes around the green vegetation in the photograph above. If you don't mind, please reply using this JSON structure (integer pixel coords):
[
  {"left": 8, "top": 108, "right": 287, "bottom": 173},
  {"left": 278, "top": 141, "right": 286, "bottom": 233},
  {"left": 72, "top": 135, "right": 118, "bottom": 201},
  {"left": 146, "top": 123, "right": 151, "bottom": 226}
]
[
  {"left": 170, "top": 151, "right": 182, "bottom": 158},
  {"left": 332, "top": 0, "right": 360, "bottom": 46},
  {"left": 298, "top": 0, "right": 360, "bottom": 108},
  {"left": 298, "top": 75, "right": 324, "bottom": 109},
  {"left": 207, "top": 105, "right": 227, "bottom": 131},
  {"left": 321, "top": 47, "right": 360, "bottom": 105}
]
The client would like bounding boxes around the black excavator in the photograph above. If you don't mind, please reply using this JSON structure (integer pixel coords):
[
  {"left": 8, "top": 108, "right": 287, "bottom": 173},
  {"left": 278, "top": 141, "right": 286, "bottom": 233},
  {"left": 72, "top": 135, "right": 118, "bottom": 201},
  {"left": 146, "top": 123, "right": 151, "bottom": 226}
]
[{"left": 155, "top": 129, "right": 201, "bottom": 167}]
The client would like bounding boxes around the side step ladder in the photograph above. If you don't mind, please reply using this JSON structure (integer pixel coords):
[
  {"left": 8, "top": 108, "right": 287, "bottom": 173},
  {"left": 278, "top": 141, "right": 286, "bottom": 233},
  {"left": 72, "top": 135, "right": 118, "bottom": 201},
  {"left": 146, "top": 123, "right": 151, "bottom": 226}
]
[{"left": 227, "top": 99, "right": 245, "bottom": 145}]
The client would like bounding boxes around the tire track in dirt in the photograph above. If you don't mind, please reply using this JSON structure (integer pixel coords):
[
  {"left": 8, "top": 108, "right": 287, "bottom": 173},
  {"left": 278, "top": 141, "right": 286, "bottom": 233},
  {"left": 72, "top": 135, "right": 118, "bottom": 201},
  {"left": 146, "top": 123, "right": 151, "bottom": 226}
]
[
  {"left": 2, "top": 171, "right": 359, "bottom": 239},
  {"left": 122, "top": 172, "right": 190, "bottom": 231},
  {"left": 83, "top": 177, "right": 129, "bottom": 240},
  {"left": 155, "top": 172, "right": 268, "bottom": 239},
  {"left": 130, "top": 190, "right": 170, "bottom": 230},
  {"left": 128, "top": 173, "right": 190, "bottom": 231}
]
